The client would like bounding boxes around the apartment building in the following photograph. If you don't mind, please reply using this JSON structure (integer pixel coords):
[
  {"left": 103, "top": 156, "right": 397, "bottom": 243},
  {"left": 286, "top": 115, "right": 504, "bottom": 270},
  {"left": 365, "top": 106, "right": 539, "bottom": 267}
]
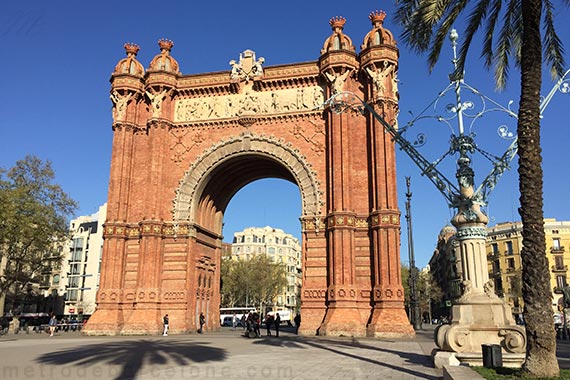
[{"left": 230, "top": 226, "right": 302, "bottom": 313}]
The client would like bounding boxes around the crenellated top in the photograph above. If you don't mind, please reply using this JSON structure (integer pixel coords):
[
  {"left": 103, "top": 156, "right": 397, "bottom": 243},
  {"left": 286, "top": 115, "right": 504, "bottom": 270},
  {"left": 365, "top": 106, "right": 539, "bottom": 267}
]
[
  {"left": 361, "top": 10, "right": 396, "bottom": 50},
  {"left": 148, "top": 39, "right": 180, "bottom": 74},
  {"left": 113, "top": 43, "right": 145, "bottom": 77},
  {"left": 320, "top": 16, "right": 355, "bottom": 54}
]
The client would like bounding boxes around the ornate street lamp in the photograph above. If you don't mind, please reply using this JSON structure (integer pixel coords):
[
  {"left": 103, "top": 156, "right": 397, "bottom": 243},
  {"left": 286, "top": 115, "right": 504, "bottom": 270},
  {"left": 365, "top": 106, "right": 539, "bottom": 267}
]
[
  {"left": 323, "top": 29, "right": 569, "bottom": 366},
  {"left": 405, "top": 176, "right": 422, "bottom": 330}
]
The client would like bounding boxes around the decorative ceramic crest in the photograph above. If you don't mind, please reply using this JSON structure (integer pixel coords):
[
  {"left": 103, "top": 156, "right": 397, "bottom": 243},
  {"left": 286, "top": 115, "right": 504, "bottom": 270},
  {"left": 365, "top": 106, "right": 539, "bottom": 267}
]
[{"left": 229, "top": 49, "right": 265, "bottom": 83}]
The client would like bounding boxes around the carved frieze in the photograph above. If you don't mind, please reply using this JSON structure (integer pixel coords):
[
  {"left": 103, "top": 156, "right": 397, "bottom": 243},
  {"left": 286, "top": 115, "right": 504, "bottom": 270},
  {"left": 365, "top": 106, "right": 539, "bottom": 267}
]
[
  {"left": 303, "top": 289, "right": 327, "bottom": 299},
  {"left": 173, "top": 85, "right": 325, "bottom": 123}
]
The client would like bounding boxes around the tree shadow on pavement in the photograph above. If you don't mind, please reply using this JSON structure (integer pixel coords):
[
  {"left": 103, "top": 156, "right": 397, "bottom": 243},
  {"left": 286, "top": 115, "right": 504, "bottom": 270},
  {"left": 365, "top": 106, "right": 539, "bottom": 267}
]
[
  {"left": 299, "top": 338, "right": 439, "bottom": 380},
  {"left": 35, "top": 338, "right": 227, "bottom": 380}
]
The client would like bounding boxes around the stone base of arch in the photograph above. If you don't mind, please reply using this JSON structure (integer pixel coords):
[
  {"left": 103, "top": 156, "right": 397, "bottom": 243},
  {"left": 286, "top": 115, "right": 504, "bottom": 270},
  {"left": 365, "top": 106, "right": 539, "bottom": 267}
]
[
  {"left": 319, "top": 305, "right": 368, "bottom": 337},
  {"left": 367, "top": 304, "right": 415, "bottom": 338},
  {"left": 83, "top": 308, "right": 124, "bottom": 336}
]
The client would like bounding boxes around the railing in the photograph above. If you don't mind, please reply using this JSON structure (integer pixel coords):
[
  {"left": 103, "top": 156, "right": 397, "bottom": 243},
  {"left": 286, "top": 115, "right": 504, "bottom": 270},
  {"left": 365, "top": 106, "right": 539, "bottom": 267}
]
[
  {"left": 551, "top": 265, "right": 568, "bottom": 273},
  {"left": 551, "top": 246, "right": 565, "bottom": 253}
]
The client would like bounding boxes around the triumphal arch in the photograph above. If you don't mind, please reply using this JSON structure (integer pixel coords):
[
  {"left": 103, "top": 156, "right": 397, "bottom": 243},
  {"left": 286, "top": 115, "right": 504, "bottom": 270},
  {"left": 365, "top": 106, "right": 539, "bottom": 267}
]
[{"left": 84, "top": 11, "right": 414, "bottom": 337}]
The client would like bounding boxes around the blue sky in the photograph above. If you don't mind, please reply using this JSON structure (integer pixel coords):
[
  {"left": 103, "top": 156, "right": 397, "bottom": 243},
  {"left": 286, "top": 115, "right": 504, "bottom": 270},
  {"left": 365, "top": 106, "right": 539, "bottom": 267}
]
[{"left": 1, "top": 1, "right": 569, "bottom": 269}]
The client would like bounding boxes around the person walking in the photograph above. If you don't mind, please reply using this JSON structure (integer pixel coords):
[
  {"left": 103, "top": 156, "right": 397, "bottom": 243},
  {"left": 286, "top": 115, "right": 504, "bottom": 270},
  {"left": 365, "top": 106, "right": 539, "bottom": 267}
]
[
  {"left": 232, "top": 313, "right": 238, "bottom": 331},
  {"left": 198, "top": 312, "right": 205, "bottom": 333},
  {"left": 48, "top": 314, "right": 57, "bottom": 337},
  {"left": 274, "top": 312, "right": 281, "bottom": 337},
  {"left": 162, "top": 314, "right": 169, "bottom": 336}
]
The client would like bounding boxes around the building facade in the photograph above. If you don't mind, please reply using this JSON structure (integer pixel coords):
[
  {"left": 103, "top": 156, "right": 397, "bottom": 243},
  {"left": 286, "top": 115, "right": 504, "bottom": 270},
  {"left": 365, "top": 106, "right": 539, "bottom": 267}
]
[
  {"left": 58, "top": 204, "right": 106, "bottom": 319},
  {"left": 428, "top": 225, "right": 461, "bottom": 319},
  {"left": 430, "top": 218, "right": 570, "bottom": 317},
  {"left": 229, "top": 226, "right": 302, "bottom": 313},
  {"left": 487, "top": 218, "right": 570, "bottom": 314}
]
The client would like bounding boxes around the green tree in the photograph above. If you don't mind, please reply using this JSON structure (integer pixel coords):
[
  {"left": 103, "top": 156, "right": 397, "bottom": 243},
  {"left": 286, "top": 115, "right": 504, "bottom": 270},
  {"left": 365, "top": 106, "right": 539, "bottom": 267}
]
[
  {"left": 0, "top": 156, "right": 77, "bottom": 310},
  {"left": 394, "top": 0, "right": 567, "bottom": 376},
  {"left": 220, "top": 254, "right": 287, "bottom": 312},
  {"left": 402, "top": 265, "right": 444, "bottom": 323}
]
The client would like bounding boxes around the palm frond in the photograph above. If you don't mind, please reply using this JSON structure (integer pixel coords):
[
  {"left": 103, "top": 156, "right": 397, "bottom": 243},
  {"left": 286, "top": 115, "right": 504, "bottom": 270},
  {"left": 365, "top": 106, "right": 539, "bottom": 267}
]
[
  {"left": 427, "top": 0, "right": 469, "bottom": 71},
  {"left": 493, "top": 0, "right": 518, "bottom": 88},
  {"left": 542, "top": 0, "right": 567, "bottom": 79},
  {"left": 455, "top": 0, "right": 492, "bottom": 79},
  {"left": 481, "top": 0, "right": 503, "bottom": 68}
]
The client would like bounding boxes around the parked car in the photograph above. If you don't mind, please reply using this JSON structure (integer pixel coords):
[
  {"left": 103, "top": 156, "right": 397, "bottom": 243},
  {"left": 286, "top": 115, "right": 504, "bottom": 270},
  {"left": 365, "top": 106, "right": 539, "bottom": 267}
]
[{"left": 554, "top": 312, "right": 563, "bottom": 330}]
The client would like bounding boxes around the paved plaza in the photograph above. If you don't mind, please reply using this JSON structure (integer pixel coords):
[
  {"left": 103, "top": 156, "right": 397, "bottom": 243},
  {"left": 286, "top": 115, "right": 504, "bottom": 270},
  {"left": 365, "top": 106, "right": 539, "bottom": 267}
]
[{"left": 0, "top": 326, "right": 441, "bottom": 380}]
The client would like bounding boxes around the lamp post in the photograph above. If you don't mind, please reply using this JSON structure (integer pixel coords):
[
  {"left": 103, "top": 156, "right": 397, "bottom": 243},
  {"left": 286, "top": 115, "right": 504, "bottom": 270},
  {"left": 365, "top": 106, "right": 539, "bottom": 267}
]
[
  {"left": 323, "top": 29, "right": 569, "bottom": 365},
  {"left": 405, "top": 176, "right": 422, "bottom": 330}
]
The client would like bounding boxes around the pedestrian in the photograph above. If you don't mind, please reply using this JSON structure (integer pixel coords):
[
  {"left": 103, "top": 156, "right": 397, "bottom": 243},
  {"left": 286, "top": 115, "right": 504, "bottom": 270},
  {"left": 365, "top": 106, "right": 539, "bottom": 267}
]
[
  {"left": 163, "top": 314, "right": 169, "bottom": 336},
  {"left": 48, "top": 314, "right": 57, "bottom": 337},
  {"left": 265, "top": 313, "right": 274, "bottom": 336},
  {"left": 198, "top": 312, "right": 205, "bottom": 333},
  {"left": 294, "top": 313, "right": 301, "bottom": 334},
  {"left": 240, "top": 313, "right": 247, "bottom": 331},
  {"left": 274, "top": 312, "right": 281, "bottom": 337},
  {"left": 253, "top": 312, "right": 261, "bottom": 338},
  {"left": 232, "top": 313, "right": 238, "bottom": 331}
]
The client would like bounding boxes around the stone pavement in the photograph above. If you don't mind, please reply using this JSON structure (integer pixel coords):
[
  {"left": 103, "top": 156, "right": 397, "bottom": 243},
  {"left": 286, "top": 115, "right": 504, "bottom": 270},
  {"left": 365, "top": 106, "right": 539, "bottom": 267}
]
[{"left": 0, "top": 326, "right": 442, "bottom": 380}]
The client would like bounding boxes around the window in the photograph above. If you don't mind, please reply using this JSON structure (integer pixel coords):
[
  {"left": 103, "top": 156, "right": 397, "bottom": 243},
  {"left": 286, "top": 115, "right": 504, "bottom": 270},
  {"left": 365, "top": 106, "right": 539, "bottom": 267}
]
[
  {"left": 492, "top": 243, "right": 499, "bottom": 254},
  {"left": 507, "top": 258, "right": 515, "bottom": 269},
  {"left": 68, "top": 276, "right": 80, "bottom": 288},
  {"left": 555, "top": 256, "right": 564, "bottom": 270},
  {"left": 557, "top": 275, "right": 567, "bottom": 289},
  {"left": 53, "top": 275, "right": 60, "bottom": 284},
  {"left": 553, "top": 238, "right": 561, "bottom": 250},
  {"left": 67, "top": 289, "right": 78, "bottom": 302},
  {"left": 506, "top": 241, "right": 513, "bottom": 255},
  {"left": 268, "top": 247, "right": 275, "bottom": 254}
]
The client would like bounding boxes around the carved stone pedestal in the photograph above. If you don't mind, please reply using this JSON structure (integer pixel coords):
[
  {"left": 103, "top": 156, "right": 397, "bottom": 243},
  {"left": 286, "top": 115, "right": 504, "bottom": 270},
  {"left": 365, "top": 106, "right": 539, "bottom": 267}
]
[{"left": 434, "top": 290, "right": 526, "bottom": 368}]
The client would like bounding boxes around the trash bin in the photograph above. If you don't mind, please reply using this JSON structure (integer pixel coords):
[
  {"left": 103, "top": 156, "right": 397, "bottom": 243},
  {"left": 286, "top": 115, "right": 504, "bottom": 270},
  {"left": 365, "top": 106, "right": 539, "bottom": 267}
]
[{"left": 482, "top": 344, "right": 503, "bottom": 368}]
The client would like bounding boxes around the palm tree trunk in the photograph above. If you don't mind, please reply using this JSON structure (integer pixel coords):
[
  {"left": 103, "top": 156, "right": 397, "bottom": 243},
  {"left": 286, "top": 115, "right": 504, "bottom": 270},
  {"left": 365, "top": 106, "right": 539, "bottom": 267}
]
[{"left": 518, "top": 0, "right": 559, "bottom": 376}]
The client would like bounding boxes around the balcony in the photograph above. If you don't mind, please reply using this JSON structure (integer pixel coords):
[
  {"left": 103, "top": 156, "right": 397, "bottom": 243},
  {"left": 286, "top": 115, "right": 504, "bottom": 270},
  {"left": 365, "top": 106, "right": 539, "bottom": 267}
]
[
  {"left": 487, "top": 252, "right": 499, "bottom": 260},
  {"left": 554, "top": 286, "right": 564, "bottom": 294},
  {"left": 551, "top": 246, "right": 565, "bottom": 254},
  {"left": 551, "top": 265, "right": 568, "bottom": 273},
  {"left": 506, "top": 267, "right": 516, "bottom": 273}
]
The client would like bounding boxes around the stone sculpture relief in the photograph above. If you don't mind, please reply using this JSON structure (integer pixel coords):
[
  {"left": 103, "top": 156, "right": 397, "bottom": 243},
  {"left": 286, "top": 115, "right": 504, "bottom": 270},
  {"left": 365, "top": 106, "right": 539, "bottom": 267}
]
[
  {"left": 110, "top": 90, "right": 133, "bottom": 121},
  {"left": 146, "top": 89, "right": 168, "bottom": 118},
  {"left": 324, "top": 70, "right": 351, "bottom": 95},
  {"left": 174, "top": 85, "right": 325, "bottom": 123},
  {"left": 365, "top": 61, "right": 395, "bottom": 96}
]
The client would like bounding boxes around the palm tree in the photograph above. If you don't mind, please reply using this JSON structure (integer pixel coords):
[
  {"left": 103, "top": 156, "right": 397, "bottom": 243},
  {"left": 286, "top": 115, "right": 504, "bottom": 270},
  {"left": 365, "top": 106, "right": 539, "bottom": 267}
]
[{"left": 394, "top": 0, "right": 567, "bottom": 377}]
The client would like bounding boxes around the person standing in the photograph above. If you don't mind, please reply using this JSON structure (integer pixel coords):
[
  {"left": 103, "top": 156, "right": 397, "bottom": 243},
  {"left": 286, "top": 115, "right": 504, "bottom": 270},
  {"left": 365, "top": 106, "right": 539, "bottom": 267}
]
[
  {"left": 232, "top": 313, "right": 238, "bottom": 331},
  {"left": 274, "top": 312, "right": 281, "bottom": 337},
  {"left": 294, "top": 313, "right": 301, "bottom": 334},
  {"left": 198, "top": 312, "right": 205, "bottom": 333},
  {"left": 265, "top": 313, "right": 273, "bottom": 336},
  {"left": 163, "top": 314, "right": 169, "bottom": 336}
]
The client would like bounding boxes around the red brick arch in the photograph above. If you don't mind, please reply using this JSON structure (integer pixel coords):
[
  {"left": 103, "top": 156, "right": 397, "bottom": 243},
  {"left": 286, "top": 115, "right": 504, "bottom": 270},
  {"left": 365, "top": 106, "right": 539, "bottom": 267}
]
[{"left": 84, "top": 13, "right": 413, "bottom": 337}]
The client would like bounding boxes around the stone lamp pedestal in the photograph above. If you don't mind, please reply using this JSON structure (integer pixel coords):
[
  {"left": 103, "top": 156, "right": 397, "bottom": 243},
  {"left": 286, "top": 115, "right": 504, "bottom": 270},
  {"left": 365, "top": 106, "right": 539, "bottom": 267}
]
[{"left": 433, "top": 194, "right": 526, "bottom": 368}]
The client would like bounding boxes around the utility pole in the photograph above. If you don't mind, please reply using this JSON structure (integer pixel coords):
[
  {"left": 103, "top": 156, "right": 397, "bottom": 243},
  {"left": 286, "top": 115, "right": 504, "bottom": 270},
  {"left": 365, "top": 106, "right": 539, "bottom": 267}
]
[{"left": 405, "top": 176, "right": 422, "bottom": 330}]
